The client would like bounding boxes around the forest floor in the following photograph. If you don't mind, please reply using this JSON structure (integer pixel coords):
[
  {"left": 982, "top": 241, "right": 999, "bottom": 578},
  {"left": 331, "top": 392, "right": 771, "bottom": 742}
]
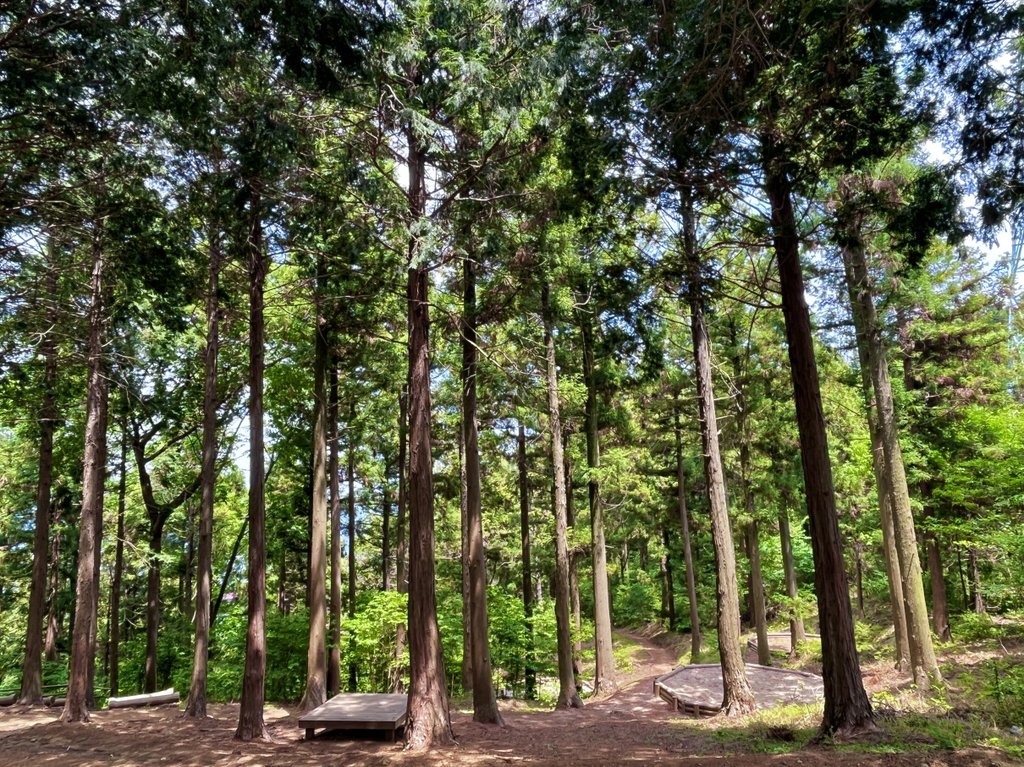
[{"left": 0, "top": 628, "right": 1021, "bottom": 766}]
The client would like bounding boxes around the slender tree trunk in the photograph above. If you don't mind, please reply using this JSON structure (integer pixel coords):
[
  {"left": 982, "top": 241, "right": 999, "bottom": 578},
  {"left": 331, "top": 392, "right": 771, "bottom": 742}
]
[
  {"left": 346, "top": 414, "right": 358, "bottom": 692},
  {"left": 109, "top": 417, "right": 128, "bottom": 698},
  {"left": 44, "top": 502, "right": 62, "bottom": 662},
  {"left": 920, "top": 485, "right": 951, "bottom": 640},
  {"left": 236, "top": 186, "right": 270, "bottom": 741},
  {"left": 776, "top": 491, "right": 806, "bottom": 653},
  {"left": 20, "top": 254, "right": 59, "bottom": 705},
  {"left": 391, "top": 385, "right": 409, "bottom": 694},
  {"left": 837, "top": 183, "right": 940, "bottom": 690},
  {"left": 299, "top": 264, "right": 329, "bottom": 712},
  {"left": 185, "top": 229, "right": 221, "bottom": 718},
  {"left": 62, "top": 238, "right": 110, "bottom": 723},
  {"left": 661, "top": 528, "right": 677, "bottom": 628},
  {"left": 518, "top": 424, "right": 536, "bottom": 700},
  {"left": 328, "top": 363, "right": 343, "bottom": 696},
  {"left": 674, "top": 405, "right": 702, "bottom": 661},
  {"left": 144, "top": 519, "right": 166, "bottom": 693},
  {"left": 679, "top": 189, "right": 754, "bottom": 715},
  {"left": 403, "top": 125, "right": 454, "bottom": 749},
  {"left": 763, "top": 148, "right": 873, "bottom": 736},
  {"left": 581, "top": 314, "right": 616, "bottom": 693},
  {"left": 212, "top": 519, "right": 246, "bottom": 627},
  {"left": 969, "top": 550, "right": 984, "bottom": 613},
  {"left": 461, "top": 250, "right": 502, "bottom": 723},
  {"left": 382, "top": 477, "right": 392, "bottom": 592},
  {"left": 728, "top": 327, "right": 771, "bottom": 667},
  {"left": 542, "top": 283, "right": 583, "bottom": 710},
  {"left": 746, "top": 521, "right": 771, "bottom": 666},
  {"left": 459, "top": 430, "right": 473, "bottom": 694}
]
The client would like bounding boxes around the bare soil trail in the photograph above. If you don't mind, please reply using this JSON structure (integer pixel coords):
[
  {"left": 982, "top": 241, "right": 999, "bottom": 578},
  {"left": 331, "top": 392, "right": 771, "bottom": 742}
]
[{"left": 0, "top": 629, "right": 1014, "bottom": 766}]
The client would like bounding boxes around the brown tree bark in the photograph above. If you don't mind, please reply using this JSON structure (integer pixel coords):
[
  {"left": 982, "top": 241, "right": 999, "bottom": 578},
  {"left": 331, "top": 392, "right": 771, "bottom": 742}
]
[
  {"left": 660, "top": 528, "right": 677, "bottom": 628},
  {"left": 674, "top": 404, "right": 702, "bottom": 661},
  {"left": 20, "top": 252, "right": 59, "bottom": 706},
  {"left": 346, "top": 416, "right": 358, "bottom": 692},
  {"left": 461, "top": 250, "right": 502, "bottom": 723},
  {"left": 924, "top": 525, "right": 952, "bottom": 641},
  {"left": 109, "top": 416, "right": 128, "bottom": 698},
  {"left": 62, "top": 237, "right": 110, "bottom": 723},
  {"left": 403, "top": 126, "right": 454, "bottom": 749},
  {"left": 185, "top": 228, "right": 221, "bottom": 718},
  {"left": 837, "top": 180, "right": 940, "bottom": 689},
  {"left": 776, "top": 490, "right": 806, "bottom": 651},
  {"left": 763, "top": 146, "right": 873, "bottom": 736},
  {"left": 680, "top": 190, "right": 754, "bottom": 716},
  {"left": 235, "top": 186, "right": 270, "bottom": 741},
  {"left": 581, "top": 313, "right": 616, "bottom": 693},
  {"left": 391, "top": 384, "right": 408, "bottom": 694},
  {"left": 518, "top": 424, "right": 536, "bottom": 700},
  {"left": 328, "top": 363, "right": 343, "bottom": 697},
  {"left": 299, "top": 264, "right": 329, "bottom": 713},
  {"left": 459, "top": 430, "right": 473, "bottom": 694},
  {"left": 542, "top": 283, "right": 584, "bottom": 710},
  {"left": 382, "top": 478, "right": 392, "bottom": 592},
  {"left": 728, "top": 325, "right": 771, "bottom": 667}
]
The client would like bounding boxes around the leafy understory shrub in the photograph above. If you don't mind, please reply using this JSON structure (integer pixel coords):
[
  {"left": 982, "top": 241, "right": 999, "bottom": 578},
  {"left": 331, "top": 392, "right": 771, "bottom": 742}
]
[{"left": 613, "top": 570, "right": 660, "bottom": 627}]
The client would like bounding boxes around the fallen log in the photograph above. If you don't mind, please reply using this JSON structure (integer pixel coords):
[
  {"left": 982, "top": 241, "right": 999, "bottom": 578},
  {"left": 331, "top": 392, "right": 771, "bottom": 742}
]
[
  {"left": 0, "top": 695, "right": 16, "bottom": 706},
  {"left": 108, "top": 688, "right": 179, "bottom": 709}
]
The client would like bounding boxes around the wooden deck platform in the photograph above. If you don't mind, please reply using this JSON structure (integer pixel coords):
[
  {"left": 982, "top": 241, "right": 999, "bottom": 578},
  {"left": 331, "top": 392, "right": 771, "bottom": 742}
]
[
  {"left": 654, "top": 664, "right": 824, "bottom": 717},
  {"left": 298, "top": 693, "right": 408, "bottom": 740},
  {"left": 746, "top": 631, "right": 821, "bottom": 654}
]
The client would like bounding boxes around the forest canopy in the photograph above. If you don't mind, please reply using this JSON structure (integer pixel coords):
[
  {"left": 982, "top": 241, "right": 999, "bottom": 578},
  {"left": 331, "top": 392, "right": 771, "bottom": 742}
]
[{"left": 1, "top": 0, "right": 1022, "bottom": 752}]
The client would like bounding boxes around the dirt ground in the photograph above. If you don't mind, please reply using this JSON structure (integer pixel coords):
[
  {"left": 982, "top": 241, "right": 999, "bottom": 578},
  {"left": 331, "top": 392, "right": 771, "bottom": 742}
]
[{"left": 0, "top": 633, "right": 1017, "bottom": 767}]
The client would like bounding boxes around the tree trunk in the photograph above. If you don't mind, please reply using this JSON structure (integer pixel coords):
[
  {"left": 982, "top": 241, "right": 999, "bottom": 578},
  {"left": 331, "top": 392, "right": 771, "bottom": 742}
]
[
  {"left": 391, "top": 384, "right": 409, "bottom": 694},
  {"left": 763, "top": 148, "right": 873, "bottom": 736},
  {"left": 185, "top": 229, "right": 221, "bottom": 718},
  {"left": 542, "top": 283, "right": 583, "bottom": 710},
  {"left": 20, "top": 253, "right": 59, "bottom": 706},
  {"left": 459, "top": 430, "right": 473, "bottom": 694},
  {"left": 403, "top": 126, "right": 454, "bottom": 749},
  {"left": 44, "top": 500, "right": 62, "bottom": 663},
  {"left": 777, "top": 502, "right": 806, "bottom": 651},
  {"left": 969, "top": 549, "right": 984, "bottom": 613},
  {"left": 728, "top": 326, "right": 771, "bottom": 667},
  {"left": 212, "top": 519, "right": 246, "bottom": 627},
  {"left": 62, "top": 238, "right": 110, "bottom": 724},
  {"left": 328, "top": 363, "right": 343, "bottom": 696},
  {"left": 235, "top": 186, "right": 270, "bottom": 741},
  {"left": 925, "top": 529, "right": 951, "bottom": 641},
  {"left": 382, "top": 476, "right": 392, "bottom": 591},
  {"left": 674, "top": 405, "right": 701, "bottom": 661},
  {"left": 680, "top": 189, "right": 754, "bottom": 716},
  {"left": 661, "top": 528, "right": 677, "bottom": 629},
  {"left": 581, "top": 313, "right": 616, "bottom": 693},
  {"left": 346, "top": 415, "right": 358, "bottom": 692},
  {"left": 144, "top": 518, "right": 166, "bottom": 693},
  {"left": 518, "top": 424, "right": 536, "bottom": 700},
  {"left": 299, "top": 264, "right": 329, "bottom": 713},
  {"left": 109, "top": 417, "right": 128, "bottom": 698},
  {"left": 837, "top": 182, "right": 940, "bottom": 690},
  {"left": 461, "top": 249, "right": 502, "bottom": 723},
  {"left": 746, "top": 521, "right": 771, "bottom": 666}
]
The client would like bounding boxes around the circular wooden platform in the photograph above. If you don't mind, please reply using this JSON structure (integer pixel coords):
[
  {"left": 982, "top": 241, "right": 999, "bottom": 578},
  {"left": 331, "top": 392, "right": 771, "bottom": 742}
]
[
  {"left": 653, "top": 663, "right": 824, "bottom": 717},
  {"left": 746, "top": 631, "right": 822, "bottom": 654}
]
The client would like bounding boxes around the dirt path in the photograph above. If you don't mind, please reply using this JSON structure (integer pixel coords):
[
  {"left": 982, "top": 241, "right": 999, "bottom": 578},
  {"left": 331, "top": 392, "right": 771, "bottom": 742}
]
[{"left": 0, "top": 630, "right": 1014, "bottom": 766}]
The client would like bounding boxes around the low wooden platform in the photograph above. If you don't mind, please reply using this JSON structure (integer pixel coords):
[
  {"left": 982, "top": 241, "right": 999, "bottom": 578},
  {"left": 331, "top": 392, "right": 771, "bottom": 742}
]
[
  {"left": 654, "top": 664, "right": 824, "bottom": 717},
  {"left": 746, "top": 631, "right": 822, "bottom": 654},
  {"left": 298, "top": 693, "right": 408, "bottom": 741}
]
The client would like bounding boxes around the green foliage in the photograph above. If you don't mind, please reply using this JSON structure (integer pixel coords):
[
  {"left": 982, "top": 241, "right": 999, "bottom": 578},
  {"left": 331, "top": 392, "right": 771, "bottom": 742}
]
[
  {"left": 613, "top": 570, "right": 660, "bottom": 628},
  {"left": 342, "top": 590, "right": 407, "bottom": 693}
]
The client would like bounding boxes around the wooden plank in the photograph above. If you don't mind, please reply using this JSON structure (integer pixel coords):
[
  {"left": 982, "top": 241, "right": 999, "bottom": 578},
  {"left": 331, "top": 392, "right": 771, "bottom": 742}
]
[
  {"left": 298, "top": 693, "right": 408, "bottom": 740},
  {"left": 108, "top": 688, "right": 179, "bottom": 709}
]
